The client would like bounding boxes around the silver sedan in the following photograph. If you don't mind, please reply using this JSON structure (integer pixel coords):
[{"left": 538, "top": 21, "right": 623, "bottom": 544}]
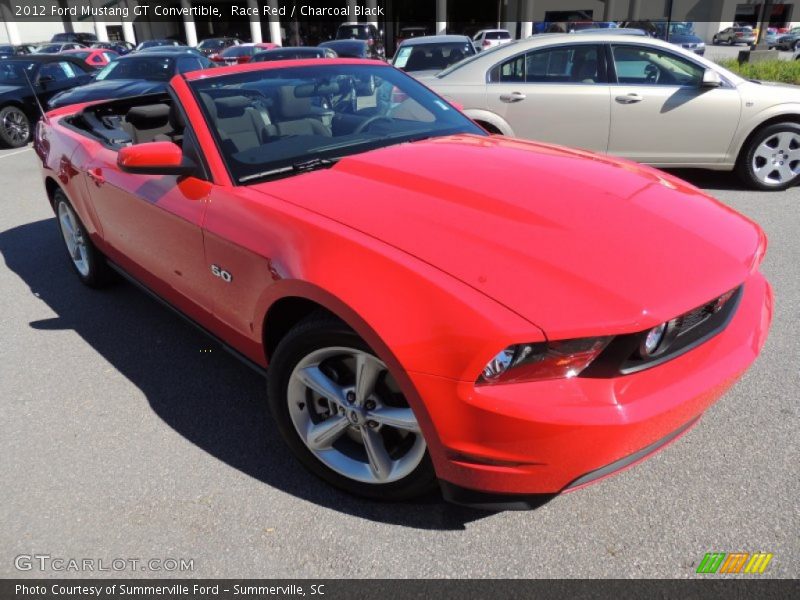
[{"left": 425, "top": 33, "right": 800, "bottom": 190}]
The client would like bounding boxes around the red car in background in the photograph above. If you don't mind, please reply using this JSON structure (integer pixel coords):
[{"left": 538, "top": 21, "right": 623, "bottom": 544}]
[
  {"left": 35, "top": 59, "right": 772, "bottom": 508},
  {"left": 210, "top": 42, "right": 279, "bottom": 65},
  {"left": 60, "top": 48, "right": 119, "bottom": 69}
]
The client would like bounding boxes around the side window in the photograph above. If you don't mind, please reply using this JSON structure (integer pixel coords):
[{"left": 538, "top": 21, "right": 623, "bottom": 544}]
[
  {"left": 612, "top": 45, "right": 704, "bottom": 86},
  {"left": 490, "top": 45, "right": 602, "bottom": 84},
  {"left": 39, "top": 61, "right": 79, "bottom": 82},
  {"left": 176, "top": 57, "right": 204, "bottom": 74},
  {"left": 526, "top": 45, "right": 601, "bottom": 83}
]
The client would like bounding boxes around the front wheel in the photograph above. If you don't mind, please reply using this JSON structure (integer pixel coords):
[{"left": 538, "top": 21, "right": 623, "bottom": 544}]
[
  {"left": 0, "top": 105, "right": 30, "bottom": 148},
  {"left": 737, "top": 123, "right": 800, "bottom": 190},
  {"left": 267, "top": 314, "right": 436, "bottom": 500}
]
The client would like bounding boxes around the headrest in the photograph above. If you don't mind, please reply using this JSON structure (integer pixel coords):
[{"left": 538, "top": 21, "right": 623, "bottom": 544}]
[
  {"left": 278, "top": 86, "right": 313, "bottom": 118},
  {"left": 214, "top": 96, "right": 253, "bottom": 118},
  {"left": 294, "top": 81, "right": 340, "bottom": 98},
  {"left": 126, "top": 104, "right": 170, "bottom": 129}
]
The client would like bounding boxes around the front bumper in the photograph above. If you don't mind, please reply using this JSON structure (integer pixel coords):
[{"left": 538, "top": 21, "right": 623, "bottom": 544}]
[{"left": 413, "top": 271, "right": 772, "bottom": 498}]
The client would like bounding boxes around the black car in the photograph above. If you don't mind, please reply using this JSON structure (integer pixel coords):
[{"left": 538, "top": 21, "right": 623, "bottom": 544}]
[
  {"left": 35, "top": 43, "right": 87, "bottom": 54},
  {"left": 0, "top": 55, "right": 93, "bottom": 147},
  {"left": 0, "top": 44, "right": 36, "bottom": 56},
  {"left": 52, "top": 32, "right": 98, "bottom": 45},
  {"left": 91, "top": 41, "right": 135, "bottom": 56},
  {"left": 335, "top": 23, "right": 385, "bottom": 59},
  {"left": 48, "top": 51, "right": 214, "bottom": 109},
  {"left": 319, "top": 40, "right": 381, "bottom": 60},
  {"left": 134, "top": 39, "right": 184, "bottom": 52},
  {"left": 251, "top": 47, "right": 338, "bottom": 62},
  {"left": 196, "top": 37, "right": 242, "bottom": 57}
]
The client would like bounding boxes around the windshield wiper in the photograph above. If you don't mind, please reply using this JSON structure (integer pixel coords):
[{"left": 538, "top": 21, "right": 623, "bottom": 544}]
[{"left": 239, "top": 157, "right": 339, "bottom": 183}]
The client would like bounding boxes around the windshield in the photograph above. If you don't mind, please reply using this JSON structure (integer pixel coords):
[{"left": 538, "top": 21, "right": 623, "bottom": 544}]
[
  {"left": 69, "top": 51, "right": 90, "bottom": 60},
  {"left": 337, "top": 26, "right": 369, "bottom": 40},
  {"left": 253, "top": 49, "right": 323, "bottom": 62},
  {"left": 221, "top": 46, "right": 255, "bottom": 58},
  {"left": 190, "top": 64, "right": 485, "bottom": 184},
  {"left": 0, "top": 60, "right": 37, "bottom": 84},
  {"left": 95, "top": 57, "right": 174, "bottom": 81},
  {"left": 37, "top": 45, "right": 63, "bottom": 53},
  {"left": 394, "top": 42, "right": 474, "bottom": 72},
  {"left": 198, "top": 39, "right": 226, "bottom": 49}
]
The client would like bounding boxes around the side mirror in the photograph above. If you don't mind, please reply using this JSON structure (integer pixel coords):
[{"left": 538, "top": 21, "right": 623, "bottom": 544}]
[
  {"left": 117, "top": 142, "right": 195, "bottom": 176},
  {"left": 701, "top": 69, "right": 722, "bottom": 88}
]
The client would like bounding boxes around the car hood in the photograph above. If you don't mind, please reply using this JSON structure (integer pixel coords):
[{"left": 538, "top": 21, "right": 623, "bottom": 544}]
[
  {"left": 252, "top": 135, "right": 763, "bottom": 337},
  {"left": 48, "top": 79, "right": 166, "bottom": 108}
]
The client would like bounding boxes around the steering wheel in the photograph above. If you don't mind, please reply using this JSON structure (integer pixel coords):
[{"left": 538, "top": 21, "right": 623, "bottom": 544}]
[
  {"left": 644, "top": 63, "right": 660, "bottom": 84},
  {"left": 354, "top": 115, "right": 394, "bottom": 134}
]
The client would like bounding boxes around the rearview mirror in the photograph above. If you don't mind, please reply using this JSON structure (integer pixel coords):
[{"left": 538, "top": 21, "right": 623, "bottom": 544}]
[
  {"left": 117, "top": 141, "right": 195, "bottom": 176},
  {"left": 701, "top": 69, "right": 722, "bottom": 88}
]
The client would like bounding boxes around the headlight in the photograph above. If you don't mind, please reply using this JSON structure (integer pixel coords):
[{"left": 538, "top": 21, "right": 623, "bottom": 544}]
[{"left": 478, "top": 336, "right": 613, "bottom": 385}]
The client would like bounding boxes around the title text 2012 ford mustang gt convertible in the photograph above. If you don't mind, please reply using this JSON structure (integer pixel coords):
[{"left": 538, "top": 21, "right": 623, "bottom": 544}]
[{"left": 35, "top": 59, "right": 773, "bottom": 509}]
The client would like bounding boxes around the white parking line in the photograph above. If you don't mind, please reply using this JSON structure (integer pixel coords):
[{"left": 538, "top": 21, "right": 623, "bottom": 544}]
[{"left": 0, "top": 147, "right": 32, "bottom": 159}]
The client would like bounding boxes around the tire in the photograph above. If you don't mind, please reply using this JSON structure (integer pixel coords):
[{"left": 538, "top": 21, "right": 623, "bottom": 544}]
[
  {"left": 712, "top": 36, "right": 719, "bottom": 45},
  {"left": 267, "top": 314, "right": 437, "bottom": 501},
  {"left": 737, "top": 122, "right": 800, "bottom": 191},
  {"left": 54, "top": 190, "right": 113, "bottom": 287},
  {"left": 0, "top": 105, "right": 31, "bottom": 148},
  {"left": 795, "top": 40, "right": 800, "bottom": 51}
]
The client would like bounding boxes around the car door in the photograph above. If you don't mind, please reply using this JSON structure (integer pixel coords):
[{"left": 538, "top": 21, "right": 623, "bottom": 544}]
[
  {"left": 82, "top": 122, "right": 215, "bottom": 323},
  {"left": 35, "top": 61, "right": 92, "bottom": 105},
  {"left": 607, "top": 44, "right": 741, "bottom": 165},
  {"left": 484, "top": 43, "right": 611, "bottom": 152}
]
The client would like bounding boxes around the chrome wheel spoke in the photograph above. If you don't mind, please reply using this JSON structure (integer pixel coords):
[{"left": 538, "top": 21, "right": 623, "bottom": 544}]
[
  {"left": 361, "top": 427, "right": 393, "bottom": 481},
  {"left": 777, "top": 163, "right": 796, "bottom": 183},
  {"left": 305, "top": 416, "right": 350, "bottom": 450},
  {"left": 297, "top": 365, "right": 346, "bottom": 407},
  {"left": 754, "top": 143, "right": 774, "bottom": 161},
  {"left": 368, "top": 406, "right": 420, "bottom": 433},
  {"left": 354, "top": 352, "right": 382, "bottom": 406}
]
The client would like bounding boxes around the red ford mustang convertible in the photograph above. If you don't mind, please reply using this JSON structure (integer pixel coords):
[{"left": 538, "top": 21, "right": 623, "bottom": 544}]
[{"left": 36, "top": 59, "right": 773, "bottom": 508}]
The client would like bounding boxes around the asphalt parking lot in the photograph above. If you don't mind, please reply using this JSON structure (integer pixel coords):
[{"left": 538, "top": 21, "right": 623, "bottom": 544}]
[{"left": 0, "top": 144, "right": 797, "bottom": 578}]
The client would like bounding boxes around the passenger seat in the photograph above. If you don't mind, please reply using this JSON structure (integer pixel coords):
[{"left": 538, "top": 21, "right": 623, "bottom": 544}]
[
  {"left": 200, "top": 94, "right": 274, "bottom": 153},
  {"left": 274, "top": 86, "right": 332, "bottom": 137}
]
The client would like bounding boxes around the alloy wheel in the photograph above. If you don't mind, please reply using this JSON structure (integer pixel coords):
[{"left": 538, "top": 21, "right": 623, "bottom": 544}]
[
  {"left": 287, "top": 346, "right": 426, "bottom": 484},
  {"left": 751, "top": 131, "right": 800, "bottom": 187},
  {"left": 2, "top": 107, "right": 29, "bottom": 145},
  {"left": 57, "top": 201, "right": 90, "bottom": 277}
]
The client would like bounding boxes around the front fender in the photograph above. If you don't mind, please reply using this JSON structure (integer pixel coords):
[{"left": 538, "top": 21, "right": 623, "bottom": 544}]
[{"left": 729, "top": 102, "right": 800, "bottom": 162}]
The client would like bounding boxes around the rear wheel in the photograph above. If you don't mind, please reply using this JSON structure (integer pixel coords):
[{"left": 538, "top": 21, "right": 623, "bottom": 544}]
[
  {"left": 267, "top": 314, "right": 436, "bottom": 500},
  {"left": 737, "top": 122, "right": 800, "bottom": 190},
  {"left": 54, "top": 190, "right": 113, "bottom": 287},
  {"left": 0, "top": 105, "right": 30, "bottom": 148}
]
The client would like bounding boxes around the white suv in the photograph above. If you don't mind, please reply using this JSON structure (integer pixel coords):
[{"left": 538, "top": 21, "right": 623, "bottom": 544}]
[{"left": 472, "top": 29, "right": 512, "bottom": 52}]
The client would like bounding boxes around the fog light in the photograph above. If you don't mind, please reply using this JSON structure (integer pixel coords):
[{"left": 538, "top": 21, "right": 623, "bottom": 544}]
[{"left": 641, "top": 323, "right": 668, "bottom": 356}]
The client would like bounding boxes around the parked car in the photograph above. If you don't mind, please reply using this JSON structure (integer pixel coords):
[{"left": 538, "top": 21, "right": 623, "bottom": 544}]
[
  {"left": 136, "top": 46, "right": 206, "bottom": 57},
  {"left": 713, "top": 26, "right": 757, "bottom": 46},
  {"left": 251, "top": 47, "right": 338, "bottom": 62},
  {"left": 566, "top": 21, "right": 618, "bottom": 32},
  {"left": 335, "top": 22, "right": 385, "bottom": 59},
  {"left": 0, "top": 44, "right": 37, "bottom": 56},
  {"left": 51, "top": 32, "right": 97, "bottom": 45},
  {"left": 472, "top": 29, "right": 512, "bottom": 52},
  {"left": 60, "top": 48, "right": 119, "bottom": 69},
  {"left": 35, "top": 43, "right": 86, "bottom": 54},
  {"left": 319, "top": 40, "right": 381, "bottom": 60},
  {"left": 196, "top": 37, "right": 242, "bottom": 57},
  {"left": 134, "top": 39, "right": 184, "bottom": 52},
  {"left": 210, "top": 43, "right": 279, "bottom": 65},
  {"left": 764, "top": 27, "right": 778, "bottom": 48},
  {"left": 91, "top": 41, "right": 135, "bottom": 55},
  {"left": 48, "top": 51, "right": 214, "bottom": 109},
  {"left": 396, "top": 26, "right": 429, "bottom": 45},
  {"left": 0, "top": 55, "right": 92, "bottom": 147},
  {"left": 37, "top": 59, "right": 772, "bottom": 507},
  {"left": 653, "top": 22, "right": 705, "bottom": 55},
  {"left": 573, "top": 28, "right": 647, "bottom": 37},
  {"left": 427, "top": 33, "right": 800, "bottom": 190},
  {"left": 774, "top": 27, "right": 800, "bottom": 51},
  {"left": 392, "top": 35, "right": 475, "bottom": 77}
]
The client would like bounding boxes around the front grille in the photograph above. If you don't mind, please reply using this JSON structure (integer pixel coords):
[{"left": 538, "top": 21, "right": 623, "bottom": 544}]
[{"left": 582, "top": 286, "right": 744, "bottom": 378}]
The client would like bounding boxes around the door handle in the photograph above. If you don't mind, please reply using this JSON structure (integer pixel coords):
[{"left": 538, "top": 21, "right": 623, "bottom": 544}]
[
  {"left": 87, "top": 168, "right": 105, "bottom": 186},
  {"left": 499, "top": 91, "right": 527, "bottom": 103},
  {"left": 615, "top": 93, "right": 643, "bottom": 104}
]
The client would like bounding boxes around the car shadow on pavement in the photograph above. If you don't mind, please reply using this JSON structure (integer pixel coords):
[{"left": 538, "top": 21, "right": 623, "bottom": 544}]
[
  {"left": 1, "top": 219, "right": 552, "bottom": 530},
  {"left": 664, "top": 169, "right": 744, "bottom": 191}
]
